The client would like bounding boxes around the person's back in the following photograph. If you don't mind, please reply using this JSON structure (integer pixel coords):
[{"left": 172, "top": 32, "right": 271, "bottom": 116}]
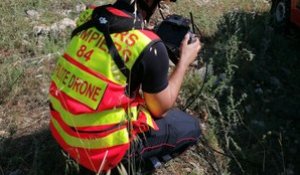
[{"left": 49, "top": 0, "right": 202, "bottom": 174}]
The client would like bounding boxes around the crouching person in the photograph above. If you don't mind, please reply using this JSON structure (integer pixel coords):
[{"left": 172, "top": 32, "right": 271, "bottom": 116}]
[{"left": 48, "top": 0, "right": 202, "bottom": 174}]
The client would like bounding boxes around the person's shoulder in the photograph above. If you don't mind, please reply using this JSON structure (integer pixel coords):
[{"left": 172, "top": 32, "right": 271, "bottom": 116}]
[
  {"left": 142, "top": 40, "right": 168, "bottom": 63},
  {"left": 139, "top": 29, "right": 161, "bottom": 41}
]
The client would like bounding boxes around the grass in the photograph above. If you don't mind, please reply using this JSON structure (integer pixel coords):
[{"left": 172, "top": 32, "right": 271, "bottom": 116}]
[
  {"left": 0, "top": 1, "right": 102, "bottom": 174},
  {"left": 175, "top": 1, "right": 300, "bottom": 174},
  {"left": 1, "top": 0, "right": 300, "bottom": 175},
  {"left": 171, "top": 0, "right": 270, "bottom": 37}
]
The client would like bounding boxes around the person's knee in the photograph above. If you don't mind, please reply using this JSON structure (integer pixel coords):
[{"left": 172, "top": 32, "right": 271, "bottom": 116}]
[{"left": 165, "top": 109, "right": 202, "bottom": 140}]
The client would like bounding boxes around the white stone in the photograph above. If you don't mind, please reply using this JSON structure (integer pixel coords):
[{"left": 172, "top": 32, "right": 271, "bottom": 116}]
[
  {"left": 50, "top": 18, "right": 76, "bottom": 32},
  {"left": 0, "top": 130, "right": 9, "bottom": 137},
  {"left": 76, "top": 4, "right": 87, "bottom": 13},
  {"left": 33, "top": 25, "right": 50, "bottom": 36},
  {"left": 61, "top": 10, "right": 73, "bottom": 16},
  {"left": 26, "top": 10, "right": 40, "bottom": 19},
  {"left": 193, "top": 0, "right": 211, "bottom": 6}
]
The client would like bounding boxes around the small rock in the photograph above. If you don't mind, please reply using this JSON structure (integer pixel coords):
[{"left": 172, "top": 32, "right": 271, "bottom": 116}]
[
  {"left": 26, "top": 10, "right": 40, "bottom": 19},
  {"left": 193, "top": 0, "right": 211, "bottom": 6},
  {"left": 0, "top": 130, "right": 9, "bottom": 137},
  {"left": 50, "top": 18, "right": 76, "bottom": 34},
  {"left": 33, "top": 18, "right": 76, "bottom": 36},
  {"left": 76, "top": 4, "right": 87, "bottom": 13},
  {"left": 61, "top": 10, "right": 73, "bottom": 16},
  {"left": 33, "top": 24, "right": 50, "bottom": 36},
  {"left": 184, "top": 167, "right": 192, "bottom": 172},
  {"left": 200, "top": 123, "right": 206, "bottom": 131}
]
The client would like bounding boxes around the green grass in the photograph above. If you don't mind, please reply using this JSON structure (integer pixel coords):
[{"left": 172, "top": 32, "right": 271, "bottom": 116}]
[
  {"left": 1, "top": 0, "right": 300, "bottom": 174},
  {"left": 171, "top": 0, "right": 270, "bottom": 37},
  {"left": 177, "top": 1, "right": 300, "bottom": 174},
  {"left": 0, "top": 1, "right": 100, "bottom": 174}
]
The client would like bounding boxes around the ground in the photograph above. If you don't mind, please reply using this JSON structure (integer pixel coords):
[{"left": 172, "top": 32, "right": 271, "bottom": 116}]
[{"left": 1, "top": 0, "right": 299, "bottom": 175}]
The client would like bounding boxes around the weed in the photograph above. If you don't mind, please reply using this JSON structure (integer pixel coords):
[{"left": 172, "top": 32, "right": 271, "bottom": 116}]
[
  {"left": 1, "top": 0, "right": 299, "bottom": 175},
  {"left": 178, "top": 1, "right": 297, "bottom": 174}
]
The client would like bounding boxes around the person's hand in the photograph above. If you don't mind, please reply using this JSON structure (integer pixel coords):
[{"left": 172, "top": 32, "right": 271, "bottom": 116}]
[{"left": 179, "top": 33, "right": 201, "bottom": 67}]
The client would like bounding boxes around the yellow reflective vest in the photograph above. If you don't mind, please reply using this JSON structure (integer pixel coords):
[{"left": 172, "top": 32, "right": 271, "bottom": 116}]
[{"left": 49, "top": 5, "right": 159, "bottom": 172}]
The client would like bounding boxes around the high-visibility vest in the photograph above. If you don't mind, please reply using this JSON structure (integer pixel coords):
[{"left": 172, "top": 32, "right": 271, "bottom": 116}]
[{"left": 49, "top": 6, "right": 159, "bottom": 172}]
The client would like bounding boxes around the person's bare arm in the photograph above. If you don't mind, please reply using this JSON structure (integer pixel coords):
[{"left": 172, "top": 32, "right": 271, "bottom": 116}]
[{"left": 144, "top": 34, "right": 202, "bottom": 117}]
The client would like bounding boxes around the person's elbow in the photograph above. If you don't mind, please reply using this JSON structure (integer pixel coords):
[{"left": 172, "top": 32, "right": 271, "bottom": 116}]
[
  {"left": 143, "top": 89, "right": 174, "bottom": 118},
  {"left": 147, "top": 104, "right": 172, "bottom": 118},
  {"left": 148, "top": 103, "right": 171, "bottom": 118}
]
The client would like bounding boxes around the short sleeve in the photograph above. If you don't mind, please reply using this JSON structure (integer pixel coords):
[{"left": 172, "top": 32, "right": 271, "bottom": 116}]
[{"left": 141, "top": 41, "right": 169, "bottom": 93}]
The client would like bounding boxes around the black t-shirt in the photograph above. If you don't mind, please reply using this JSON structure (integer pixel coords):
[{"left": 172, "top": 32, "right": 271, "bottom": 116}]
[
  {"left": 111, "top": 1, "right": 169, "bottom": 96},
  {"left": 128, "top": 41, "right": 169, "bottom": 95}
]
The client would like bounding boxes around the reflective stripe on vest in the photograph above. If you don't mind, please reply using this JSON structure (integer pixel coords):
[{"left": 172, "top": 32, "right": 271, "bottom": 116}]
[
  {"left": 50, "top": 121, "right": 130, "bottom": 173},
  {"left": 50, "top": 95, "right": 138, "bottom": 128},
  {"left": 51, "top": 117, "right": 129, "bottom": 149}
]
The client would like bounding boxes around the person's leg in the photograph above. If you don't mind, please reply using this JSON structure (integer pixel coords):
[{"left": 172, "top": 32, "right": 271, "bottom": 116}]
[{"left": 137, "top": 108, "right": 201, "bottom": 169}]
